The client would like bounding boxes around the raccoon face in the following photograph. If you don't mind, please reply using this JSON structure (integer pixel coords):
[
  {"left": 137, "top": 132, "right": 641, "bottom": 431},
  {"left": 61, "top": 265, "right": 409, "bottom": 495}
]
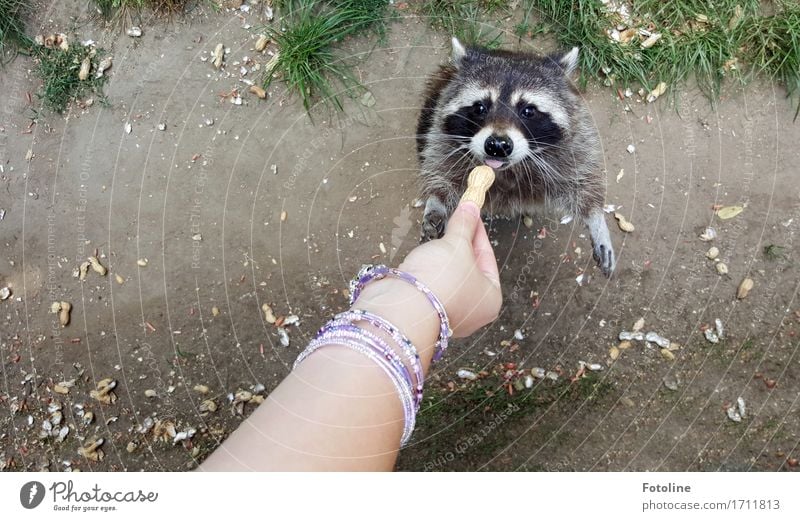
[{"left": 438, "top": 38, "right": 579, "bottom": 171}]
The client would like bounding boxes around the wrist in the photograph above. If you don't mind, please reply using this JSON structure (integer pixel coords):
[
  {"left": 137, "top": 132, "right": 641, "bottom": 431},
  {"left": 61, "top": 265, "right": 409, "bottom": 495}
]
[{"left": 353, "top": 277, "right": 440, "bottom": 373}]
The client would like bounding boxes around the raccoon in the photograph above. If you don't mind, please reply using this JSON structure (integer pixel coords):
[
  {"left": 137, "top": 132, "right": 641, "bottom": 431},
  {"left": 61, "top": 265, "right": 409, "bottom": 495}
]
[{"left": 417, "top": 38, "right": 615, "bottom": 276}]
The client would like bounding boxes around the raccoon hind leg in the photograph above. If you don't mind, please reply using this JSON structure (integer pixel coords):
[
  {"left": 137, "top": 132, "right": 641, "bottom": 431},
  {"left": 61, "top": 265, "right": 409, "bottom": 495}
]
[{"left": 585, "top": 209, "right": 615, "bottom": 276}]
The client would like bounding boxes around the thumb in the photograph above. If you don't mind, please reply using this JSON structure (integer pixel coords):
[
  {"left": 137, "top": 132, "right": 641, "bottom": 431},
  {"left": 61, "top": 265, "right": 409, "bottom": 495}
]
[{"left": 443, "top": 202, "right": 481, "bottom": 244}]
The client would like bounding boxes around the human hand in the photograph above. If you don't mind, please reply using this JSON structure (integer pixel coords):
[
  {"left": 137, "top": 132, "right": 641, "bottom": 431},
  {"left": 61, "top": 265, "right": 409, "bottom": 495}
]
[{"left": 399, "top": 202, "right": 501, "bottom": 337}]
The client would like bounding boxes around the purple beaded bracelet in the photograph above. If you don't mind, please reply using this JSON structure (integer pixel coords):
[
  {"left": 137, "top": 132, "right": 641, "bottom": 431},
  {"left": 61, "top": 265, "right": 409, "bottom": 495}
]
[
  {"left": 327, "top": 310, "right": 424, "bottom": 409},
  {"left": 314, "top": 321, "right": 418, "bottom": 407},
  {"left": 349, "top": 264, "right": 451, "bottom": 361},
  {"left": 294, "top": 328, "right": 416, "bottom": 445}
]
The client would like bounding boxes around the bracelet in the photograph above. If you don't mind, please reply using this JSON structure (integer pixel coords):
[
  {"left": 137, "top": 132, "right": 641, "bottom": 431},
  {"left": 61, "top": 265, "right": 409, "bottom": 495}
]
[
  {"left": 349, "top": 264, "right": 451, "bottom": 361},
  {"left": 294, "top": 328, "right": 416, "bottom": 446},
  {"left": 326, "top": 310, "right": 424, "bottom": 409},
  {"left": 314, "top": 321, "right": 419, "bottom": 408}
]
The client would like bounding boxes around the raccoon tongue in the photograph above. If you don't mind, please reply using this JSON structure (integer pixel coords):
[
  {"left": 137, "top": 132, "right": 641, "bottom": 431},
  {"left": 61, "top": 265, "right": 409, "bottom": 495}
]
[{"left": 484, "top": 159, "right": 504, "bottom": 169}]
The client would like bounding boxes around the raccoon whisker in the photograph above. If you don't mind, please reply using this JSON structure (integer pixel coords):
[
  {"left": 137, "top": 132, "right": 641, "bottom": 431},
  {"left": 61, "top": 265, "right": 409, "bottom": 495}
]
[
  {"left": 426, "top": 145, "right": 474, "bottom": 179},
  {"left": 523, "top": 150, "right": 580, "bottom": 187},
  {"left": 526, "top": 138, "right": 576, "bottom": 154},
  {"left": 423, "top": 135, "right": 472, "bottom": 145},
  {"left": 436, "top": 144, "right": 472, "bottom": 165},
  {"left": 438, "top": 148, "right": 476, "bottom": 180}
]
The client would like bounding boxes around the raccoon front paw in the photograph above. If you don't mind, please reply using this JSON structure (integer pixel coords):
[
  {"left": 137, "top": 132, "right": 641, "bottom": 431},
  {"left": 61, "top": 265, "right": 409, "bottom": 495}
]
[
  {"left": 420, "top": 211, "right": 446, "bottom": 243},
  {"left": 420, "top": 197, "right": 449, "bottom": 243},
  {"left": 592, "top": 240, "right": 616, "bottom": 277}
]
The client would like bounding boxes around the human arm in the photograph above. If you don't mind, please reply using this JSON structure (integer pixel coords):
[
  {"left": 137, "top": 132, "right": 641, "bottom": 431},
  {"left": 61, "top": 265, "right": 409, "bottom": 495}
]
[{"left": 199, "top": 202, "right": 501, "bottom": 471}]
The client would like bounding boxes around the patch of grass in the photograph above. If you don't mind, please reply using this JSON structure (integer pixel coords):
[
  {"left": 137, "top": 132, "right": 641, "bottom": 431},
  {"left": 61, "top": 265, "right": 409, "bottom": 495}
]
[
  {"left": 404, "top": 371, "right": 613, "bottom": 469},
  {"left": 0, "top": 0, "right": 32, "bottom": 62},
  {"left": 514, "top": 0, "right": 548, "bottom": 40},
  {"left": 418, "top": 0, "right": 508, "bottom": 48},
  {"left": 763, "top": 244, "right": 786, "bottom": 261},
  {"left": 263, "top": 0, "right": 391, "bottom": 112},
  {"left": 92, "top": 0, "right": 191, "bottom": 19},
  {"left": 33, "top": 42, "right": 109, "bottom": 113},
  {"left": 738, "top": 1, "right": 800, "bottom": 116},
  {"left": 521, "top": 0, "right": 800, "bottom": 108}
]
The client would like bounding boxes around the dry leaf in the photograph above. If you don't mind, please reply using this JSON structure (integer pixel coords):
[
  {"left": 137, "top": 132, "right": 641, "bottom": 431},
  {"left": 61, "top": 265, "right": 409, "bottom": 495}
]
[{"left": 717, "top": 206, "right": 744, "bottom": 220}]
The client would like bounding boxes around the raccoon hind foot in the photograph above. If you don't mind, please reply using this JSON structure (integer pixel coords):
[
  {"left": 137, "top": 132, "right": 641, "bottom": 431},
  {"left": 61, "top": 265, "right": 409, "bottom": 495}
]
[
  {"left": 586, "top": 210, "right": 616, "bottom": 277},
  {"left": 592, "top": 241, "right": 615, "bottom": 277}
]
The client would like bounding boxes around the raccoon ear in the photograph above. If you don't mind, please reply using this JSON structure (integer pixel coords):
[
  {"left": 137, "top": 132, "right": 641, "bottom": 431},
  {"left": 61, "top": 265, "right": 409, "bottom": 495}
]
[
  {"left": 558, "top": 47, "right": 580, "bottom": 76},
  {"left": 451, "top": 37, "right": 467, "bottom": 67}
]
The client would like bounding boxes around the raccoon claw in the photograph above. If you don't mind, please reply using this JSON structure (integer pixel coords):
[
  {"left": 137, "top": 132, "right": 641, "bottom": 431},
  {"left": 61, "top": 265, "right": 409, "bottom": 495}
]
[
  {"left": 421, "top": 197, "right": 449, "bottom": 242},
  {"left": 421, "top": 212, "right": 446, "bottom": 243},
  {"left": 592, "top": 241, "right": 616, "bottom": 277}
]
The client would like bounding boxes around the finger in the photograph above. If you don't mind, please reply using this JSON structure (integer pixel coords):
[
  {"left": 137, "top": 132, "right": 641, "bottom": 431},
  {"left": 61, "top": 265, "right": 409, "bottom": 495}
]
[
  {"left": 443, "top": 202, "right": 480, "bottom": 244},
  {"left": 472, "top": 222, "right": 500, "bottom": 288}
]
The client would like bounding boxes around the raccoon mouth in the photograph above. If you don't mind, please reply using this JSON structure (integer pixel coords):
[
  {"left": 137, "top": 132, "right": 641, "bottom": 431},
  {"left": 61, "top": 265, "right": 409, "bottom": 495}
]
[{"left": 484, "top": 158, "right": 507, "bottom": 169}]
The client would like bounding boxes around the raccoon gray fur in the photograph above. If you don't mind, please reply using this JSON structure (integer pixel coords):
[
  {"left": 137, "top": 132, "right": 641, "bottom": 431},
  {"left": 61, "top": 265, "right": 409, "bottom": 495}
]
[{"left": 417, "top": 38, "right": 615, "bottom": 275}]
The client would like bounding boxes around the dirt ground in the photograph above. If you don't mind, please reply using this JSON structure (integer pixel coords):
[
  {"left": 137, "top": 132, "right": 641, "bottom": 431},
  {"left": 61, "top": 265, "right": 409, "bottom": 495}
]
[{"left": 1, "top": 1, "right": 799, "bottom": 472}]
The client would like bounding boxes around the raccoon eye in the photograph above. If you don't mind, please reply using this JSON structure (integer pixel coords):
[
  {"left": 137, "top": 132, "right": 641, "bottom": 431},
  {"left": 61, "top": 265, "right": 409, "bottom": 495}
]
[
  {"left": 472, "top": 101, "right": 488, "bottom": 115},
  {"left": 521, "top": 105, "right": 538, "bottom": 118}
]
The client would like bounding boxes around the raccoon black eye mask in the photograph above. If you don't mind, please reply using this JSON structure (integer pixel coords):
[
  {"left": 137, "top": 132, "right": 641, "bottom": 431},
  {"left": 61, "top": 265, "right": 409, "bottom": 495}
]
[{"left": 416, "top": 37, "right": 616, "bottom": 276}]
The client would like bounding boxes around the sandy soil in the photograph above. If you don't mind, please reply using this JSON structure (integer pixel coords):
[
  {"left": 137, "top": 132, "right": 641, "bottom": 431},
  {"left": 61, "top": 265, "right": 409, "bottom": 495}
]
[{"left": 1, "top": 1, "right": 798, "bottom": 472}]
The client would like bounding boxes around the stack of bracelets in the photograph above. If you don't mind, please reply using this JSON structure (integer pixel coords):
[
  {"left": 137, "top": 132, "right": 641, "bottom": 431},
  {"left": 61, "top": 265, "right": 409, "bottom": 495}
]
[{"left": 293, "top": 264, "right": 451, "bottom": 446}]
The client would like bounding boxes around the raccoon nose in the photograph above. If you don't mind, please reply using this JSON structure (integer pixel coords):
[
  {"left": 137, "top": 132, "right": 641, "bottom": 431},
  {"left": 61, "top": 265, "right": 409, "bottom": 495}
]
[{"left": 484, "top": 135, "right": 513, "bottom": 158}]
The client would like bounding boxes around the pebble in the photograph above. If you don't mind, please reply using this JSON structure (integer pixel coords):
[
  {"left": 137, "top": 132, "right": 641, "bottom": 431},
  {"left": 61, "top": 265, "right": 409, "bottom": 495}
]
[
  {"left": 277, "top": 327, "right": 290, "bottom": 347},
  {"left": 716, "top": 262, "right": 729, "bottom": 275},
  {"left": 699, "top": 227, "right": 717, "bottom": 241},
  {"left": 706, "top": 246, "right": 719, "bottom": 260},
  {"left": 457, "top": 369, "right": 477, "bottom": 380},
  {"left": 715, "top": 318, "right": 724, "bottom": 339},
  {"left": 360, "top": 91, "right": 376, "bottom": 107},
  {"left": 619, "top": 331, "right": 645, "bottom": 342},
  {"left": 645, "top": 331, "right": 670, "bottom": 348},
  {"left": 726, "top": 404, "right": 742, "bottom": 423},
  {"left": 662, "top": 375, "right": 679, "bottom": 391}
]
